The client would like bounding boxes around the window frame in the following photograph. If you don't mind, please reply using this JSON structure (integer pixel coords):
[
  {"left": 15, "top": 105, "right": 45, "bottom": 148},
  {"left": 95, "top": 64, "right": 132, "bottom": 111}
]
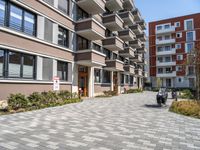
[
  {"left": 94, "top": 69, "right": 101, "bottom": 83},
  {"left": 57, "top": 60, "right": 68, "bottom": 81},
  {"left": 58, "top": 26, "right": 69, "bottom": 48}
]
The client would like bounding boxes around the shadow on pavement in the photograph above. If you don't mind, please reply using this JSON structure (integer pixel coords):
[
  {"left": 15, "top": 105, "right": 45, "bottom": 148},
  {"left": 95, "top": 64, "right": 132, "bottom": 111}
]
[{"left": 144, "top": 104, "right": 168, "bottom": 109}]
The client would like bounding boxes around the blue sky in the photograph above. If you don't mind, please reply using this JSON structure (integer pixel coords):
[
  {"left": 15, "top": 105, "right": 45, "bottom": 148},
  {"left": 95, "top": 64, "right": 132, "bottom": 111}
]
[{"left": 134, "top": 0, "right": 200, "bottom": 31}]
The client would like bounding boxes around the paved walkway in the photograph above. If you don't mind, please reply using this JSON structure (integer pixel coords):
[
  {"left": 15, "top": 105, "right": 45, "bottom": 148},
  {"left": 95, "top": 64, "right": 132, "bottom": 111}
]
[{"left": 0, "top": 92, "right": 200, "bottom": 150}]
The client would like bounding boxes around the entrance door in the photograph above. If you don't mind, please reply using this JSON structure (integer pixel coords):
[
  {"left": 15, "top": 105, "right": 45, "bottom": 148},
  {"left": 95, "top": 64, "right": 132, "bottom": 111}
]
[
  {"left": 78, "top": 66, "right": 88, "bottom": 97},
  {"left": 166, "top": 78, "right": 171, "bottom": 87},
  {"left": 113, "top": 72, "right": 118, "bottom": 93}
]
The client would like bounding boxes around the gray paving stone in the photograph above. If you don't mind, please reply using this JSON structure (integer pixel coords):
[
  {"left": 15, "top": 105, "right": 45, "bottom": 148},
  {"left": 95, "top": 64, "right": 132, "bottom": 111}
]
[{"left": 0, "top": 92, "right": 200, "bottom": 149}]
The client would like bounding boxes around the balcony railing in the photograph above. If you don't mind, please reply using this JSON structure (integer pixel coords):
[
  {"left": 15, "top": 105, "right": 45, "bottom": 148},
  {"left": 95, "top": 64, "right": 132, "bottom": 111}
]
[
  {"left": 124, "top": 65, "right": 135, "bottom": 75},
  {"left": 102, "top": 13, "right": 124, "bottom": 31},
  {"left": 118, "top": 29, "right": 136, "bottom": 41},
  {"left": 104, "top": 59, "right": 124, "bottom": 71},
  {"left": 157, "top": 48, "right": 176, "bottom": 55},
  {"left": 102, "top": 36, "right": 124, "bottom": 51},
  {"left": 156, "top": 61, "right": 176, "bottom": 66},
  {"left": 105, "top": 0, "right": 123, "bottom": 11},
  {"left": 156, "top": 26, "right": 175, "bottom": 34},
  {"left": 118, "top": 11, "right": 135, "bottom": 26},
  {"left": 76, "top": 18, "right": 106, "bottom": 40},
  {"left": 131, "top": 8, "right": 142, "bottom": 21},
  {"left": 157, "top": 71, "right": 176, "bottom": 77},
  {"left": 156, "top": 39, "right": 175, "bottom": 45},
  {"left": 129, "top": 39, "right": 142, "bottom": 48},
  {"left": 76, "top": 0, "right": 106, "bottom": 14},
  {"left": 129, "top": 24, "right": 143, "bottom": 35},
  {"left": 119, "top": 47, "right": 135, "bottom": 58},
  {"left": 123, "top": 0, "right": 135, "bottom": 10}
]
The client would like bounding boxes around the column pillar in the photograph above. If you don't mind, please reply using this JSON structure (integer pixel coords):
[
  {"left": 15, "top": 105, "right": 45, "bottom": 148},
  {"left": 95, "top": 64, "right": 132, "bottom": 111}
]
[
  {"left": 37, "top": 16, "right": 45, "bottom": 40},
  {"left": 111, "top": 71, "right": 114, "bottom": 91},
  {"left": 88, "top": 67, "right": 94, "bottom": 97},
  {"left": 71, "top": 62, "right": 78, "bottom": 94},
  {"left": 36, "top": 56, "right": 43, "bottom": 80},
  {"left": 117, "top": 72, "right": 121, "bottom": 94}
]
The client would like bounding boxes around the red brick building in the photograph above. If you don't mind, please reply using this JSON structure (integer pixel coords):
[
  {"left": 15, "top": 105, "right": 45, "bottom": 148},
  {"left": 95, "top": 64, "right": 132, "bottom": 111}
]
[{"left": 149, "top": 13, "right": 200, "bottom": 88}]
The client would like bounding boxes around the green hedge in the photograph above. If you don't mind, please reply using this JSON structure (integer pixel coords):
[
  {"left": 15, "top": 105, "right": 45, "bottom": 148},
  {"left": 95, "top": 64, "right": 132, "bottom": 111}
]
[
  {"left": 178, "top": 89, "right": 194, "bottom": 99},
  {"left": 7, "top": 91, "right": 81, "bottom": 112},
  {"left": 169, "top": 101, "right": 200, "bottom": 118},
  {"left": 126, "top": 88, "right": 143, "bottom": 94}
]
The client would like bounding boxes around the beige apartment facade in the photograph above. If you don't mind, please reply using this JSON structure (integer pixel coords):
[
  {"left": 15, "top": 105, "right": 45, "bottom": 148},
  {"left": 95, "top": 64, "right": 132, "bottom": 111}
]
[{"left": 0, "top": 0, "right": 147, "bottom": 99}]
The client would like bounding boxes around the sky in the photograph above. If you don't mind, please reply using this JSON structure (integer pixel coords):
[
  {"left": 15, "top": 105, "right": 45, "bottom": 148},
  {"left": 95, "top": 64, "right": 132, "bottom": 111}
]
[{"left": 134, "top": 0, "right": 200, "bottom": 32}]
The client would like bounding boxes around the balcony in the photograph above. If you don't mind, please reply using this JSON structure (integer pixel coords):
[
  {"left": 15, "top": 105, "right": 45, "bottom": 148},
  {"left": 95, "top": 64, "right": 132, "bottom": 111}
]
[
  {"left": 156, "top": 61, "right": 176, "bottom": 67},
  {"left": 157, "top": 71, "right": 176, "bottom": 78},
  {"left": 129, "top": 24, "right": 143, "bottom": 35},
  {"left": 104, "top": 59, "right": 124, "bottom": 71},
  {"left": 105, "top": 0, "right": 123, "bottom": 11},
  {"left": 132, "top": 8, "right": 142, "bottom": 21},
  {"left": 119, "top": 47, "right": 135, "bottom": 58},
  {"left": 157, "top": 48, "right": 176, "bottom": 55},
  {"left": 76, "top": 49, "right": 106, "bottom": 66},
  {"left": 138, "top": 59, "right": 147, "bottom": 65},
  {"left": 102, "top": 13, "right": 124, "bottom": 31},
  {"left": 136, "top": 20, "right": 146, "bottom": 30},
  {"left": 102, "top": 36, "right": 124, "bottom": 51},
  {"left": 123, "top": 0, "right": 135, "bottom": 10},
  {"left": 156, "top": 26, "right": 175, "bottom": 34},
  {"left": 118, "top": 29, "right": 136, "bottom": 41},
  {"left": 130, "top": 53, "right": 142, "bottom": 62},
  {"left": 137, "top": 46, "right": 147, "bottom": 53},
  {"left": 124, "top": 65, "right": 135, "bottom": 75},
  {"left": 136, "top": 32, "right": 147, "bottom": 42},
  {"left": 156, "top": 39, "right": 175, "bottom": 45},
  {"left": 135, "top": 68, "right": 143, "bottom": 76},
  {"left": 76, "top": 18, "right": 106, "bottom": 40},
  {"left": 76, "top": 0, "right": 106, "bottom": 14},
  {"left": 118, "top": 11, "right": 135, "bottom": 26},
  {"left": 129, "top": 39, "right": 142, "bottom": 48}
]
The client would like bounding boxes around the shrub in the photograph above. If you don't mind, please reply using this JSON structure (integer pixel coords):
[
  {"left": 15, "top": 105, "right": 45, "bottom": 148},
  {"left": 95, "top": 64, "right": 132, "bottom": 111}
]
[
  {"left": 8, "top": 93, "right": 29, "bottom": 110},
  {"left": 179, "top": 89, "right": 194, "bottom": 99},
  {"left": 41, "top": 91, "right": 59, "bottom": 106},
  {"left": 126, "top": 88, "right": 143, "bottom": 94},
  {"left": 58, "top": 90, "right": 71, "bottom": 100},
  {"left": 103, "top": 90, "right": 117, "bottom": 97},
  {"left": 169, "top": 101, "right": 200, "bottom": 118},
  {"left": 27, "top": 92, "right": 44, "bottom": 109}
]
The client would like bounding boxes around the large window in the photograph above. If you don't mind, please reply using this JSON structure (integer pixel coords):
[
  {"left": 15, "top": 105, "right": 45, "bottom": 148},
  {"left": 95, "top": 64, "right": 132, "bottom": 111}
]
[
  {"left": 57, "top": 61, "right": 68, "bottom": 81},
  {"left": 44, "top": 18, "right": 53, "bottom": 42},
  {"left": 94, "top": 69, "right": 101, "bottom": 83},
  {"left": 186, "top": 31, "right": 194, "bottom": 42},
  {"left": 0, "top": 49, "right": 36, "bottom": 79},
  {"left": 42, "top": 58, "right": 53, "bottom": 80},
  {"left": 58, "top": 26, "right": 69, "bottom": 48},
  {"left": 77, "top": 7, "right": 89, "bottom": 21},
  {"left": 103, "top": 49, "right": 111, "bottom": 60},
  {"left": 0, "top": 1, "right": 36, "bottom": 36},
  {"left": 186, "top": 43, "right": 194, "bottom": 53},
  {"left": 0, "top": 50, "right": 4, "bottom": 77},
  {"left": 102, "top": 70, "right": 110, "bottom": 83},
  {"left": 58, "top": 0, "right": 70, "bottom": 15},
  {"left": 77, "top": 35, "right": 89, "bottom": 50},
  {"left": 185, "top": 19, "right": 193, "bottom": 30},
  {"left": 93, "top": 43, "right": 101, "bottom": 52},
  {"left": 0, "top": 0, "right": 5, "bottom": 26}
]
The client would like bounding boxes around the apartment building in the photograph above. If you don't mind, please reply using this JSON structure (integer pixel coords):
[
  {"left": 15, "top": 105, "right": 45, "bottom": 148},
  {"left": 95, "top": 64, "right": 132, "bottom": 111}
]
[
  {"left": 0, "top": 0, "right": 146, "bottom": 99},
  {"left": 149, "top": 13, "right": 200, "bottom": 88}
]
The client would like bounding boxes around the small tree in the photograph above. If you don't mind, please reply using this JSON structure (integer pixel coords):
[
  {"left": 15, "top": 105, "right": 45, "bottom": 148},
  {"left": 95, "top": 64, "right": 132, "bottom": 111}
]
[{"left": 187, "top": 42, "right": 200, "bottom": 100}]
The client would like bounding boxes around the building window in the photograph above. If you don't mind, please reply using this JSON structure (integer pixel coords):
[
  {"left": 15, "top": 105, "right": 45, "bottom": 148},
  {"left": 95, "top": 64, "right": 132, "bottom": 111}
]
[
  {"left": 158, "top": 68, "right": 163, "bottom": 74},
  {"left": 9, "top": 4, "right": 36, "bottom": 36},
  {"left": 164, "top": 35, "right": 170, "bottom": 40},
  {"left": 156, "top": 26, "right": 162, "bottom": 30},
  {"left": 176, "top": 66, "right": 182, "bottom": 71},
  {"left": 165, "top": 45, "right": 171, "bottom": 51},
  {"left": 0, "top": 49, "right": 36, "bottom": 79},
  {"left": 93, "top": 43, "right": 101, "bottom": 52},
  {"left": 44, "top": 18, "right": 53, "bottom": 42},
  {"left": 58, "top": 0, "right": 70, "bottom": 15},
  {"left": 188, "top": 66, "right": 195, "bottom": 75},
  {"left": 158, "top": 57, "right": 163, "bottom": 63},
  {"left": 77, "top": 35, "right": 89, "bottom": 50},
  {"left": 130, "top": 76, "right": 134, "bottom": 85},
  {"left": 177, "top": 77, "right": 183, "bottom": 83},
  {"left": 186, "top": 43, "right": 194, "bottom": 53},
  {"left": 43, "top": 0, "right": 54, "bottom": 5},
  {"left": 94, "top": 69, "right": 101, "bottom": 83},
  {"left": 58, "top": 26, "right": 69, "bottom": 48},
  {"left": 175, "top": 22, "right": 180, "bottom": 27},
  {"left": 103, "top": 49, "right": 111, "bottom": 60},
  {"left": 121, "top": 74, "right": 124, "bottom": 84},
  {"left": 77, "top": 7, "right": 89, "bottom": 21},
  {"left": 164, "top": 24, "right": 170, "bottom": 29},
  {"left": 175, "top": 44, "right": 181, "bottom": 49},
  {"left": 186, "top": 31, "right": 195, "bottom": 42},
  {"left": 176, "top": 32, "right": 182, "bottom": 38},
  {"left": 166, "top": 68, "right": 172, "bottom": 73},
  {"left": 0, "top": 49, "right": 4, "bottom": 77},
  {"left": 157, "top": 47, "right": 163, "bottom": 52},
  {"left": 185, "top": 19, "right": 193, "bottom": 30},
  {"left": 165, "top": 56, "right": 171, "bottom": 62},
  {"left": 125, "top": 75, "right": 129, "bottom": 84},
  {"left": 102, "top": 70, "right": 110, "bottom": 83},
  {"left": 0, "top": 0, "right": 5, "bottom": 26},
  {"left": 57, "top": 61, "right": 68, "bottom": 81},
  {"left": 177, "top": 55, "right": 183, "bottom": 61}
]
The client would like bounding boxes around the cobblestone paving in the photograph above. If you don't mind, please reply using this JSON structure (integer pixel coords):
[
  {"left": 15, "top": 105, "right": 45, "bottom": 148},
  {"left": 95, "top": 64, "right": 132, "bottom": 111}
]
[{"left": 0, "top": 91, "right": 200, "bottom": 150}]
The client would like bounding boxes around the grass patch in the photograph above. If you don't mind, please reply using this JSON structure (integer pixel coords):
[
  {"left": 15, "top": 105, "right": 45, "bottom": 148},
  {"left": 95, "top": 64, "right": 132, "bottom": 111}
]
[{"left": 169, "top": 100, "right": 200, "bottom": 119}]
